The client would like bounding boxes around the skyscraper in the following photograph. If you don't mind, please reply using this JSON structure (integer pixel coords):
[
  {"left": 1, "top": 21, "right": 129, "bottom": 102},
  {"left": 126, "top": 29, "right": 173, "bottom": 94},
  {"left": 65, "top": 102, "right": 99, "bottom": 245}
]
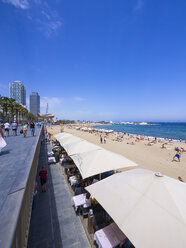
[
  {"left": 9, "top": 81, "right": 26, "bottom": 106},
  {"left": 29, "top": 92, "right": 40, "bottom": 116}
]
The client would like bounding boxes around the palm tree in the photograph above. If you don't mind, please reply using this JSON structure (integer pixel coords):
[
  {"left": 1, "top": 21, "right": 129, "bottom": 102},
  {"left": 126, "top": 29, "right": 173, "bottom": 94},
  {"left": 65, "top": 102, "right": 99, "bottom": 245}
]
[
  {"left": 13, "top": 103, "right": 21, "bottom": 123},
  {"left": 22, "top": 107, "right": 29, "bottom": 122},
  {"left": 0, "top": 97, "right": 9, "bottom": 121},
  {"left": 8, "top": 98, "right": 16, "bottom": 122}
]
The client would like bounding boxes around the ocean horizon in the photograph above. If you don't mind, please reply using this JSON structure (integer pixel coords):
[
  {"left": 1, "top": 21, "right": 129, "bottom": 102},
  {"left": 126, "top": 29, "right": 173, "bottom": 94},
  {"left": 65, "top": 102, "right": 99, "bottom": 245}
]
[{"left": 94, "top": 122, "right": 186, "bottom": 141}]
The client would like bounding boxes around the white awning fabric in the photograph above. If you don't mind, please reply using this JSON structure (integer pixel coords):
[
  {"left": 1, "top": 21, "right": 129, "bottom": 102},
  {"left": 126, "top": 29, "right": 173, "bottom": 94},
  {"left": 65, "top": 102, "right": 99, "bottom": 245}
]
[
  {"left": 71, "top": 148, "right": 137, "bottom": 179},
  {"left": 54, "top": 132, "right": 137, "bottom": 179},
  {"left": 86, "top": 168, "right": 186, "bottom": 248}
]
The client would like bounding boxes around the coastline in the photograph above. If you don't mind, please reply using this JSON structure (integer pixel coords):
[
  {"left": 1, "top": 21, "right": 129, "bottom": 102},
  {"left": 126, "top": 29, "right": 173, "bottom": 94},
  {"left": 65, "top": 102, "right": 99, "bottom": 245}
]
[
  {"left": 47, "top": 124, "right": 186, "bottom": 181},
  {"left": 93, "top": 123, "right": 186, "bottom": 142}
]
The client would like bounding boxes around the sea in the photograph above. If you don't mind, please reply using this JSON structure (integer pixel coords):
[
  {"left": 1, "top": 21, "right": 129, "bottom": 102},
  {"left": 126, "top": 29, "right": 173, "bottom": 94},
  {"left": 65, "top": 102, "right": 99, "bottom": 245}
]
[{"left": 94, "top": 123, "right": 186, "bottom": 141}]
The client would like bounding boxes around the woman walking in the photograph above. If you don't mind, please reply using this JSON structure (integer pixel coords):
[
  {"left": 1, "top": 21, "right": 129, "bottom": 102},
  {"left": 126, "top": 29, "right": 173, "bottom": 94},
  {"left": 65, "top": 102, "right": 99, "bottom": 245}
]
[
  {"left": 0, "top": 123, "right": 6, "bottom": 153},
  {"left": 4, "top": 122, "right": 10, "bottom": 137},
  {"left": 30, "top": 121, "right": 35, "bottom": 136},
  {"left": 22, "top": 122, "right": 28, "bottom": 138}
]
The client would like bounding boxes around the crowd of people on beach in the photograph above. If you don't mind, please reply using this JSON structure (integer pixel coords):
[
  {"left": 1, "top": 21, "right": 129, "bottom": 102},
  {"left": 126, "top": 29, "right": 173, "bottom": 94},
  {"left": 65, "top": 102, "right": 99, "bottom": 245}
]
[{"left": 66, "top": 125, "right": 186, "bottom": 180}]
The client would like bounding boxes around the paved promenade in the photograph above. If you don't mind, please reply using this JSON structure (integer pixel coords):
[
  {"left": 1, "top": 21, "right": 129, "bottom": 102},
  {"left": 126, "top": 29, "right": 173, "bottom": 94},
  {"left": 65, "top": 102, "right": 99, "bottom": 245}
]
[
  {"left": 28, "top": 140, "right": 91, "bottom": 247},
  {"left": 0, "top": 127, "right": 40, "bottom": 210},
  {"left": 0, "top": 126, "right": 42, "bottom": 248}
]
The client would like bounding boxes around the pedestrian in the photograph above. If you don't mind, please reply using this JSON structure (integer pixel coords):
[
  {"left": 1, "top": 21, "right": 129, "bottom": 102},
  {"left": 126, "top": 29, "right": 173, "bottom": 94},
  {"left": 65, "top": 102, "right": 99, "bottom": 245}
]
[
  {"left": 0, "top": 123, "right": 6, "bottom": 153},
  {"left": 12, "top": 121, "right": 18, "bottom": 136},
  {"left": 39, "top": 166, "right": 48, "bottom": 192},
  {"left": 4, "top": 122, "right": 10, "bottom": 137},
  {"left": 104, "top": 136, "right": 107, "bottom": 144},
  {"left": 0, "top": 124, "right": 4, "bottom": 137},
  {"left": 22, "top": 122, "right": 28, "bottom": 138},
  {"left": 30, "top": 121, "right": 35, "bottom": 136},
  {"left": 100, "top": 135, "right": 103, "bottom": 144},
  {"left": 172, "top": 151, "right": 181, "bottom": 162}
]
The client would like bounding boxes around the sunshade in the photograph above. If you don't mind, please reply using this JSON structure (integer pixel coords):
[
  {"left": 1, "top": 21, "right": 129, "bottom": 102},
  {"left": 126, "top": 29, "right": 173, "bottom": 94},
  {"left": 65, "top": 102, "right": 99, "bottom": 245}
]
[
  {"left": 86, "top": 168, "right": 186, "bottom": 248},
  {"left": 71, "top": 149, "right": 137, "bottom": 179},
  {"left": 65, "top": 140, "right": 101, "bottom": 155},
  {"left": 54, "top": 133, "right": 83, "bottom": 151},
  {"left": 54, "top": 132, "right": 72, "bottom": 141}
]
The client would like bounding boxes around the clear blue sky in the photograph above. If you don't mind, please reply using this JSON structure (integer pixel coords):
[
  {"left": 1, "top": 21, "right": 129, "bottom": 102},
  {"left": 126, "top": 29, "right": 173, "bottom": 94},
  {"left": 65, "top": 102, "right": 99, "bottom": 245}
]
[{"left": 0, "top": 0, "right": 186, "bottom": 121}]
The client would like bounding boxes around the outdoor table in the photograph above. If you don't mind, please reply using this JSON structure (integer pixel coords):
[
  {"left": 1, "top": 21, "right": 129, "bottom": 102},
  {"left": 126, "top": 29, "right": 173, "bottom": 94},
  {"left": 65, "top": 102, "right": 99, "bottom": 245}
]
[
  {"left": 72, "top": 193, "right": 86, "bottom": 211},
  {"left": 48, "top": 156, "right": 56, "bottom": 164},
  {"left": 69, "top": 176, "right": 78, "bottom": 186},
  {"left": 48, "top": 151, "right": 54, "bottom": 156},
  {"left": 94, "top": 222, "right": 126, "bottom": 248}
]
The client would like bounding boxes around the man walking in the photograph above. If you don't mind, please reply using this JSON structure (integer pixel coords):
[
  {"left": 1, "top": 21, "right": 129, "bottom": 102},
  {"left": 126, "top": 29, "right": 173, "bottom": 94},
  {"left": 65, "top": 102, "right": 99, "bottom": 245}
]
[
  {"left": 30, "top": 121, "right": 35, "bottom": 136},
  {"left": 12, "top": 121, "right": 18, "bottom": 136},
  {"left": 0, "top": 123, "right": 6, "bottom": 153},
  {"left": 39, "top": 166, "right": 48, "bottom": 192}
]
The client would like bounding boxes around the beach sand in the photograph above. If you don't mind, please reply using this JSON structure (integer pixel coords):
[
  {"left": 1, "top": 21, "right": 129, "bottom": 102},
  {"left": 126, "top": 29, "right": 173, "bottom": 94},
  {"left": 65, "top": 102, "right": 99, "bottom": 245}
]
[{"left": 47, "top": 124, "right": 186, "bottom": 181}]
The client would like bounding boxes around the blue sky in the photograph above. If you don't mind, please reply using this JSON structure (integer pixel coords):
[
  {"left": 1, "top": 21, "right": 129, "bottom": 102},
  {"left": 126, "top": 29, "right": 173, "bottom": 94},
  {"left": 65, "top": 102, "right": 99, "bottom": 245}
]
[{"left": 0, "top": 0, "right": 186, "bottom": 121}]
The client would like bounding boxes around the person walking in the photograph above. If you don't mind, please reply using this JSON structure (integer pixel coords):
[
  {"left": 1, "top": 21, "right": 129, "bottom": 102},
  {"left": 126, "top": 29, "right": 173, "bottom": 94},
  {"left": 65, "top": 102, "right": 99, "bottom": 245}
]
[
  {"left": 104, "top": 136, "right": 107, "bottom": 144},
  {"left": 172, "top": 151, "right": 181, "bottom": 162},
  {"left": 12, "top": 121, "right": 18, "bottom": 136},
  {"left": 30, "top": 121, "right": 35, "bottom": 136},
  {"left": 0, "top": 123, "right": 6, "bottom": 153},
  {"left": 0, "top": 124, "right": 4, "bottom": 137},
  {"left": 22, "top": 122, "right": 28, "bottom": 138},
  {"left": 39, "top": 166, "right": 48, "bottom": 192},
  {"left": 4, "top": 122, "right": 10, "bottom": 137},
  {"left": 100, "top": 135, "right": 103, "bottom": 144}
]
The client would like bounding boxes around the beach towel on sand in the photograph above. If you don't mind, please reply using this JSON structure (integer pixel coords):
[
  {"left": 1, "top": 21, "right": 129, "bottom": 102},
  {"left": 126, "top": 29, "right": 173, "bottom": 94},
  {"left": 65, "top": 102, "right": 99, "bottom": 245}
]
[{"left": 0, "top": 136, "right": 7, "bottom": 151}]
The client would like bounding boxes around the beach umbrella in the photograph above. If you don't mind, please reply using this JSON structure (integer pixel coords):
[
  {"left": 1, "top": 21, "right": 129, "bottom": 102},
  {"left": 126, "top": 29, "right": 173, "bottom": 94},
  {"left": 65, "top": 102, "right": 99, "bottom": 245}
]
[
  {"left": 70, "top": 149, "right": 137, "bottom": 179},
  {"left": 86, "top": 168, "right": 186, "bottom": 248},
  {"left": 64, "top": 140, "right": 101, "bottom": 155}
]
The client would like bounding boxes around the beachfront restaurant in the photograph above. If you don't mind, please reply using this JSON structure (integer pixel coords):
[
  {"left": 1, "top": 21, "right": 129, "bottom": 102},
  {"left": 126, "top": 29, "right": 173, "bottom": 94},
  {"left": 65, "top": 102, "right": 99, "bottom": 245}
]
[
  {"left": 51, "top": 133, "right": 137, "bottom": 247},
  {"left": 50, "top": 132, "right": 186, "bottom": 248}
]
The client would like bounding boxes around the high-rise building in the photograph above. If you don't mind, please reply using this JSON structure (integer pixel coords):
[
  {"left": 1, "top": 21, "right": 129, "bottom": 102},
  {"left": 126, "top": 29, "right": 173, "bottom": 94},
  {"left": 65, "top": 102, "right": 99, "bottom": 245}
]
[
  {"left": 29, "top": 92, "right": 40, "bottom": 116},
  {"left": 9, "top": 81, "right": 26, "bottom": 106}
]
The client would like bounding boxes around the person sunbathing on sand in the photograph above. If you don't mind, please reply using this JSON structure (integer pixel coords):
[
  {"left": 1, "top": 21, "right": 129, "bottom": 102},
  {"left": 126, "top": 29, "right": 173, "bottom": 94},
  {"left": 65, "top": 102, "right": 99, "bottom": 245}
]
[
  {"left": 127, "top": 142, "right": 135, "bottom": 145},
  {"left": 161, "top": 144, "right": 166, "bottom": 149},
  {"left": 178, "top": 176, "right": 184, "bottom": 182}
]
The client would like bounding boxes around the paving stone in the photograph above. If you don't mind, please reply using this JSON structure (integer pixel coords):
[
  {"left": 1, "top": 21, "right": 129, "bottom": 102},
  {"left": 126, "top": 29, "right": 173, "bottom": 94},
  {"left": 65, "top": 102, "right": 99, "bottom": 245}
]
[{"left": 28, "top": 140, "right": 91, "bottom": 248}]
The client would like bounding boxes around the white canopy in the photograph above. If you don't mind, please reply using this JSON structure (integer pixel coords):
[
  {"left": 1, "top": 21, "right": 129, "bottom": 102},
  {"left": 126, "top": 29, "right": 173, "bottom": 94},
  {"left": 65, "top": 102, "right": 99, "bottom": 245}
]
[
  {"left": 59, "top": 137, "right": 83, "bottom": 151},
  {"left": 54, "top": 132, "right": 73, "bottom": 141},
  {"left": 86, "top": 168, "right": 186, "bottom": 248},
  {"left": 64, "top": 140, "right": 101, "bottom": 155},
  {"left": 71, "top": 149, "right": 137, "bottom": 179}
]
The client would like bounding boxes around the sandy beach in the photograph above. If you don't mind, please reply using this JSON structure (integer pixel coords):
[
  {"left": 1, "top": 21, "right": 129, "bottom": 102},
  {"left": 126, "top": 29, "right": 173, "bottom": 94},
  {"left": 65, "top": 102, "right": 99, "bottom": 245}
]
[{"left": 47, "top": 124, "right": 186, "bottom": 181}]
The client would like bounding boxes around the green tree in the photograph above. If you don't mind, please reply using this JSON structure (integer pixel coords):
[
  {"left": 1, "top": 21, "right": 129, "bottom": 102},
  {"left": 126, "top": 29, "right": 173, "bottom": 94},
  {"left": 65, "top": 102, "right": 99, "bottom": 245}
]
[{"left": 8, "top": 98, "right": 16, "bottom": 122}]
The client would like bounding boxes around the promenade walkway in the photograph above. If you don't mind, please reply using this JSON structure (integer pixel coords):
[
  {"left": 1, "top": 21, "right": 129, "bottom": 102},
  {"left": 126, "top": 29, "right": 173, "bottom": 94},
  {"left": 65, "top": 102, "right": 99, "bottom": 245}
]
[
  {"left": 0, "top": 126, "right": 42, "bottom": 248},
  {"left": 27, "top": 140, "right": 91, "bottom": 248}
]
